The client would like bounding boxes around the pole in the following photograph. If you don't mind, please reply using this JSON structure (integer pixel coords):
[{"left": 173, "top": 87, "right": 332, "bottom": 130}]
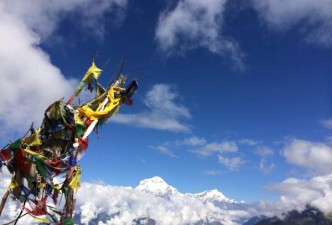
[
  {"left": 134, "top": 66, "right": 140, "bottom": 80},
  {"left": 108, "top": 60, "right": 126, "bottom": 88},
  {"left": 117, "top": 61, "right": 126, "bottom": 80},
  {"left": 0, "top": 189, "right": 9, "bottom": 216},
  {"left": 62, "top": 90, "right": 110, "bottom": 223},
  {"left": 64, "top": 187, "right": 74, "bottom": 220},
  {"left": 62, "top": 167, "right": 74, "bottom": 223},
  {"left": 102, "top": 59, "right": 111, "bottom": 70}
]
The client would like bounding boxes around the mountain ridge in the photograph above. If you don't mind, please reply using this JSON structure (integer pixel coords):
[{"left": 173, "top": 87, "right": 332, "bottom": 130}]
[
  {"left": 134, "top": 176, "right": 242, "bottom": 205},
  {"left": 253, "top": 206, "right": 332, "bottom": 225}
]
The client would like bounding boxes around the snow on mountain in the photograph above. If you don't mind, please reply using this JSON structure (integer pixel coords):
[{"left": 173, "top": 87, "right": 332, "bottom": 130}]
[
  {"left": 188, "top": 189, "right": 237, "bottom": 204},
  {"left": 135, "top": 176, "right": 242, "bottom": 205},
  {"left": 74, "top": 181, "right": 250, "bottom": 225},
  {"left": 135, "top": 176, "right": 180, "bottom": 197},
  {"left": 134, "top": 176, "right": 249, "bottom": 214}
]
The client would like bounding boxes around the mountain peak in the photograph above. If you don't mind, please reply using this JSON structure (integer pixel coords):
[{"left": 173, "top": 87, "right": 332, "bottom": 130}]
[
  {"left": 135, "top": 176, "right": 179, "bottom": 197},
  {"left": 191, "top": 189, "right": 236, "bottom": 203},
  {"left": 135, "top": 177, "right": 242, "bottom": 205},
  {"left": 146, "top": 176, "right": 167, "bottom": 183}
]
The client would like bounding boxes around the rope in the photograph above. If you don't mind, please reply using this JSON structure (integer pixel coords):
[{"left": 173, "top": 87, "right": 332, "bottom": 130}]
[
  {"left": 13, "top": 196, "right": 28, "bottom": 225},
  {"left": 0, "top": 213, "right": 28, "bottom": 225}
]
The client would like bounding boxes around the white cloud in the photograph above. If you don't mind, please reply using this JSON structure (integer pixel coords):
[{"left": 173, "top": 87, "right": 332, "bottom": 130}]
[
  {"left": 2, "top": 0, "right": 127, "bottom": 40},
  {"left": 158, "top": 136, "right": 244, "bottom": 171},
  {"left": 0, "top": 0, "right": 128, "bottom": 140},
  {"left": 259, "top": 159, "right": 275, "bottom": 174},
  {"left": 191, "top": 141, "right": 238, "bottom": 156},
  {"left": 205, "top": 169, "right": 223, "bottom": 175},
  {"left": 75, "top": 182, "right": 249, "bottom": 225},
  {"left": 321, "top": 118, "right": 332, "bottom": 129},
  {"left": 154, "top": 145, "right": 177, "bottom": 158},
  {"left": 0, "top": 11, "right": 75, "bottom": 138},
  {"left": 255, "top": 146, "right": 275, "bottom": 174},
  {"left": 2, "top": 167, "right": 332, "bottom": 224},
  {"left": 252, "top": 0, "right": 332, "bottom": 46},
  {"left": 155, "top": 0, "right": 245, "bottom": 71},
  {"left": 268, "top": 174, "right": 332, "bottom": 214},
  {"left": 283, "top": 139, "right": 332, "bottom": 175},
  {"left": 112, "top": 84, "right": 192, "bottom": 132},
  {"left": 255, "top": 146, "right": 273, "bottom": 157},
  {"left": 0, "top": 171, "right": 249, "bottom": 225},
  {"left": 238, "top": 139, "right": 258, "bottom": 146},
  {"left": 326, "top": 135, "right": 332, "bottom": 145},
  {"left": 183, "top": 136, "right": 207, "bottom": 146},
  {"left": 217, "top": 155, "right": 245, "bottom": 171},
  {"left": 155, "top": 136, "right": 253, "bottom": 172}
]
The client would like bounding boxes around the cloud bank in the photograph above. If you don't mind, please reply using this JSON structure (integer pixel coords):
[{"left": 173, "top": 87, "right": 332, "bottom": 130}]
[
  {"left": 0, "top": 171, "right": 249, "bottom": 225},
  {"left": 267, "top": 174, "right": 332, "bottom": 215},
  {"left": 1, "top": 169, "right": 332, "bottom": 225},
  {"left": 75, "top": 182, "right": 249, "bottom": 225}
]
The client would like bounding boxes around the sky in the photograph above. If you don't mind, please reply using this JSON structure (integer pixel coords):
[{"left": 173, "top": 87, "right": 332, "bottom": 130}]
[{"left": 0, "top": 0, "right": 332, "bottom": 205}]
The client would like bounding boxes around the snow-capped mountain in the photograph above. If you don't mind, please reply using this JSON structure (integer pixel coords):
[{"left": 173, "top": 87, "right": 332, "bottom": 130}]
[
  {"left": 188, "top": 189, "right": 247, "bottom": 210},
  {"left": 71, "top": 177, "right": 250, "bottom": 225},
  {"left": 135, "top": 176, "right": 242, "bottom": 204},
  {"left": 135, "top": 176, "right": 180, "bottom": 197},
  {"left": 187, "top": 189, "right": 237, "bottom": 204},
  {"left": 134, "top": 176, "right": 248, "bottom": 212}
]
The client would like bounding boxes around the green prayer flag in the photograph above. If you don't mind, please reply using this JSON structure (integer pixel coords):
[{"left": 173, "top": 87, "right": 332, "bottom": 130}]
[
  {"left": 75, "top": 124, "right": 86, "bottom": 137},
  {"left": 9, "top": 139, "right": 21, "bottom": 150},
  {"left": 63, "top": 218, "right": 74, "bottom": 225},
  {"left": 35, "top": 157, "right": 47, "bottom": 177}
]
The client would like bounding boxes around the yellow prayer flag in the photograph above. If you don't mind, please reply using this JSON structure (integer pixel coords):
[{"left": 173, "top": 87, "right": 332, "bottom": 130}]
[
  {"left": 24, "top": 149, "right": 47, "bottom": 160},
  {"left": 48, "top": 100, "right": 64, "bottom": 119},
  {"left": 78, "top": 86, "right": 123, "bottom": 121},
  {"left": 9, "top": 179, "right": 18, "bottom": 189},
  {"left": 74, "top": 111, "right": 84, "bottom": 126},
  {"left": 69, "top": 167, "right": 81, "bottom": 192},
  {"left": 82, "top": 62, "right": 102, "bottom": 83},
  {"left": 53, "top": 184, "right": 62, "bottom": 191},
  {"left": 33, "top": 217, "right": 51, "bottom": 223},
  {"left": 38, "top": 182, "right": 47, "bottom": 189},
  {"left": 96, "top": 82, "right": 106, "bottom": 98},
  {"left": 23, "top": 128, "right": 42, "bottom": 147}
]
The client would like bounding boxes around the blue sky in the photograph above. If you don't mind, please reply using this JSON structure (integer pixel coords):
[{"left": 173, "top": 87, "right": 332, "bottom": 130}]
[{"left": 1, "top": 0, "right": 332, "bottom": 203}]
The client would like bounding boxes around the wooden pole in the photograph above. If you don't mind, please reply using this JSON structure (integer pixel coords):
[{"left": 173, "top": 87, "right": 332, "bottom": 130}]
[
  {"left": 64, "top": 187, "right": 74, "bottom": 220},
  {"left": 0, "top": 189, "right": 9, "bottom": 216},
  {"left": 62, "top": 166, "right": 76, "bottom": 223}
]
